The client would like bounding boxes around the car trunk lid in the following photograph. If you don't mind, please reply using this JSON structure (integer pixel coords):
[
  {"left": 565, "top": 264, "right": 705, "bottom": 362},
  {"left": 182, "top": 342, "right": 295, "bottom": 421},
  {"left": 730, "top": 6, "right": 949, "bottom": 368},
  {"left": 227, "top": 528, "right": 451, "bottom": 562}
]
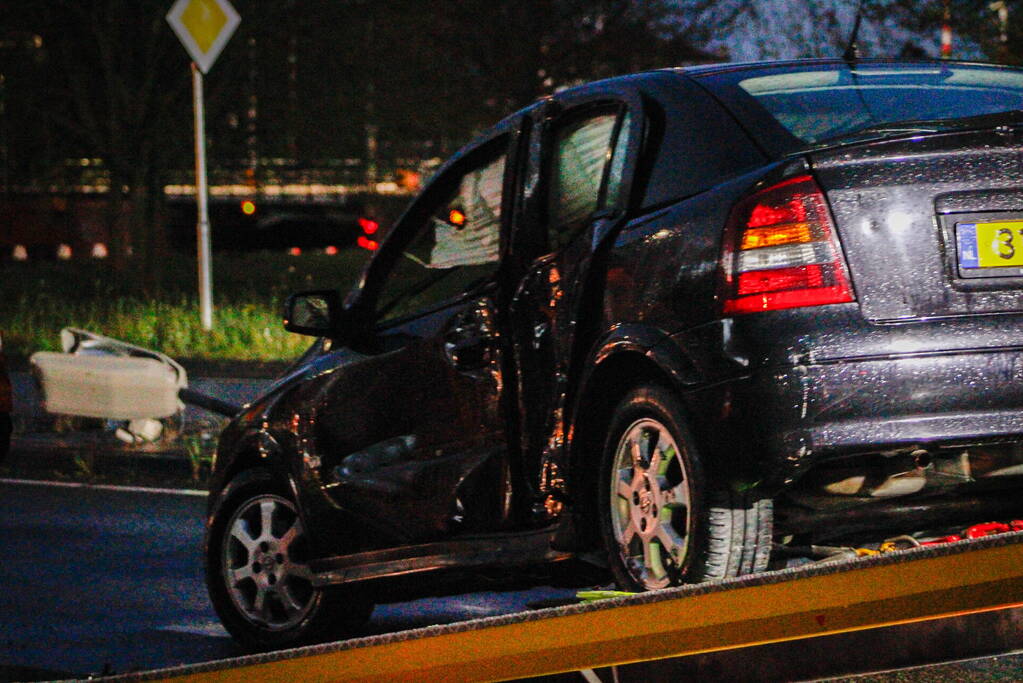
[{"left": 810, "top": 127, "right": 1023, "bottom": 321}]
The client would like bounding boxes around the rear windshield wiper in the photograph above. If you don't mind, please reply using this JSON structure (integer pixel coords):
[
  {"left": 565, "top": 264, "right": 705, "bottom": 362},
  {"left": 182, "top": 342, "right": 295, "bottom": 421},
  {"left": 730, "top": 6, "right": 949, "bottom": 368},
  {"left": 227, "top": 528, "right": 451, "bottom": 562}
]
[
  {"left": 818, "top": 121, "right": 942, "bottom": 145},
  {"left": 819, "top": 110, "right": 1023, "bottom": 146}
]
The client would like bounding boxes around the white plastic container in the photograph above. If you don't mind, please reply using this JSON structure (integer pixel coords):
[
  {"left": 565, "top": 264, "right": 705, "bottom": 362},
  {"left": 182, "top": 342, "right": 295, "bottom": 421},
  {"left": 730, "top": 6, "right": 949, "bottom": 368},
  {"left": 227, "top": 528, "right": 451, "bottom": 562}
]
[{"left": 31, "top": 352, "right": 182, "bottom": 419}]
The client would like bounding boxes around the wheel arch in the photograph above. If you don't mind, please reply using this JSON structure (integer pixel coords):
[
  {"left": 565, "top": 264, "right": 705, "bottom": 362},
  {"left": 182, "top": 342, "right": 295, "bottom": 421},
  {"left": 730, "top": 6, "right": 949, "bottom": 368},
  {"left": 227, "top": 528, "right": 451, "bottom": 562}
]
[
  {"left": 563, "top": 323, "right": 761, "bottom": 549},
  {"left": 209, "top": 450, "right": 296, "bottom": 509},
  {"left": 564, "top": 331, "right": 690, "bottom": 546},
  {"left": 568, "top": 325, "right": 700, "bottom": 471},
  {"left": 208, "top": 430, "right": 297, "bottom": 517}
]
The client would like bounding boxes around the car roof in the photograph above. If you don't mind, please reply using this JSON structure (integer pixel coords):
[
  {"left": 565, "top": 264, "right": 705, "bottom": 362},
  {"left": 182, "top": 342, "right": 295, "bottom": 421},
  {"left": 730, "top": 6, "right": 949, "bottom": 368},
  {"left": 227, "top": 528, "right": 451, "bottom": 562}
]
[
  {"left": 545, "top": 58, "right": 1020, "bottom": 105},
  {"left": 492, "top": 58, "right": 1023, "bottom": 176},
  {"left": 544, "top": 57, "right": 1023, "bottom": 105},
  {"left": 669, "top": 57, "right": 1016, "bottom": 77}
]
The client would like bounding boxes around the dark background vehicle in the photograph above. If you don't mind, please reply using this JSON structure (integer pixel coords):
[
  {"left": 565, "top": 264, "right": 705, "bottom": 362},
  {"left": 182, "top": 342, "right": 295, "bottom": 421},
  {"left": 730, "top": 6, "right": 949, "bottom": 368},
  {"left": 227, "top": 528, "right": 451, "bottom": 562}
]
[
  {"left": 162, "top": 194, "right": 409, "bottom": 253},
  {"left": 165, "top": 197, "right": 357, "bottom": 253},
  {"left": 204, "top": 59, "right": 1023, "bottom": 650}
]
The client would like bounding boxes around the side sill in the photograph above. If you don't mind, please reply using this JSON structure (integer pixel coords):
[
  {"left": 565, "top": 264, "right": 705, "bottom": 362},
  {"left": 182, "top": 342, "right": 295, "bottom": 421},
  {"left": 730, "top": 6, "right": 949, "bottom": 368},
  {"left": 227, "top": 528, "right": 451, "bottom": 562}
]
[{"left": 310, "top": 526, "right": 569, "bottom": 587}]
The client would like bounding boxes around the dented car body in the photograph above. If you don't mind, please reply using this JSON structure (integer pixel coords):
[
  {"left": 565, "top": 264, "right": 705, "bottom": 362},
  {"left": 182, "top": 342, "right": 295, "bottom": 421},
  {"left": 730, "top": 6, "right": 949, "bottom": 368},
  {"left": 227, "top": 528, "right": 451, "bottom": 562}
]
[{"left": 205, "top": 59, "right": 1023, "bottom": 649}]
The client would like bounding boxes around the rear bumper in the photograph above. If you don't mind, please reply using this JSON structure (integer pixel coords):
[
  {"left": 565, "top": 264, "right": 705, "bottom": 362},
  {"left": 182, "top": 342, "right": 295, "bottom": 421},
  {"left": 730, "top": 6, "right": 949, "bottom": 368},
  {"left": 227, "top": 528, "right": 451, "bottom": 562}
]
[{"left": 713, "top": 347, "right": 1023, "bottom": 491}]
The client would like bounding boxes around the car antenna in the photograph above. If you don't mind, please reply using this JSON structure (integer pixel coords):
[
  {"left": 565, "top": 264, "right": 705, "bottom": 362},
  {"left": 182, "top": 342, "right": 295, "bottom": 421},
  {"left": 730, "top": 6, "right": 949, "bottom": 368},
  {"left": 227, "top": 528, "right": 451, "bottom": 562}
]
[{"left": 843, "top": 0, "right": 866, "bottom": 62}]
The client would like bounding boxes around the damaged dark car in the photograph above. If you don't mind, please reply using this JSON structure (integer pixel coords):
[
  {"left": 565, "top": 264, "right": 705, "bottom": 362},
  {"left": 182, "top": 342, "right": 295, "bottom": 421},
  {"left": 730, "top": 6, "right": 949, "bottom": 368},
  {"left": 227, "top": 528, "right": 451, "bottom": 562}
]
[{"left": 204, "top": 59, "right": 1023, "bottom": 649}]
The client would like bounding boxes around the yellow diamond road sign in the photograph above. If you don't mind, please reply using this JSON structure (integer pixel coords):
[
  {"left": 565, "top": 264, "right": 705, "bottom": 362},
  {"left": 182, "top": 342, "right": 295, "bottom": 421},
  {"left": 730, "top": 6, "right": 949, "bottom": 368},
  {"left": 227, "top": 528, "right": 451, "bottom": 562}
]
[{"left": 167, "top": 0, "right": 240, "bottom": 74}]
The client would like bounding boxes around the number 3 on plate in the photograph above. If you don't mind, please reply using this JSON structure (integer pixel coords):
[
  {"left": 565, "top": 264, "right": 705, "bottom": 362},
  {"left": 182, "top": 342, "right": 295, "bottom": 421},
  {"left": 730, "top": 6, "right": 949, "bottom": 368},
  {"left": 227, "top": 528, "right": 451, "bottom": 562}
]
[{"left": 996, "top": 228, "right": 1016, "bottom": 260}]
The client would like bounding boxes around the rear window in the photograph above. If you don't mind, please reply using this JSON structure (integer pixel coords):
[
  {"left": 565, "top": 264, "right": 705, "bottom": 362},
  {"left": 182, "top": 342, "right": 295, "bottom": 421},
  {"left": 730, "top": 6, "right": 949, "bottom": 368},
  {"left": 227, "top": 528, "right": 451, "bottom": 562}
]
[{"left": 700, "top": 62, "right": 1023, "bottom": 150}]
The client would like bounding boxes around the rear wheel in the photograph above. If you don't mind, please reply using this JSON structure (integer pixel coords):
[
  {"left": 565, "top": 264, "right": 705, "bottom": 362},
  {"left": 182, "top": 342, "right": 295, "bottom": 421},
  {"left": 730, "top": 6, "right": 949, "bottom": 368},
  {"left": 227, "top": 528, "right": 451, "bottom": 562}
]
[
  {"left": 598, "top": 385, "right": 771, "bottom": 590},
  {"left": 205, "top": 468, "right": 373, "bottom": 650}
]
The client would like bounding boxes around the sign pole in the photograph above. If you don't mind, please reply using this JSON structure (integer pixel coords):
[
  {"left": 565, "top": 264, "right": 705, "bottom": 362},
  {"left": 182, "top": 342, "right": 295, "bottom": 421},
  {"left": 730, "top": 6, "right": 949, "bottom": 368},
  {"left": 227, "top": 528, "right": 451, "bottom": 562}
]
[
  {"left": 167, "top": 0, "right": 240, "bottom": 331},
  {"left": 192, "top": 61, "right": 214, "bottom": 330}
]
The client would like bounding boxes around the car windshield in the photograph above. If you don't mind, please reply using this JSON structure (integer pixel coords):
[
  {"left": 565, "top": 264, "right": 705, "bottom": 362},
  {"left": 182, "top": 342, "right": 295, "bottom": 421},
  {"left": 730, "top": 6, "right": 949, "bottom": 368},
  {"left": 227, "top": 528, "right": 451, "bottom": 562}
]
[{"left": 714, "top": 63, "right": 1023, "bottom": 147}]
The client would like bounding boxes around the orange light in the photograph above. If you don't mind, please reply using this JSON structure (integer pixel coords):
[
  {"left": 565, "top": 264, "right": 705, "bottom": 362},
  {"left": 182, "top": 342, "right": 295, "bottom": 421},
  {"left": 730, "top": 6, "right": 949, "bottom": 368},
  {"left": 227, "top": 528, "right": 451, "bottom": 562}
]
[
  {"left": 396, "top": 168, "right": 421, "bottom": 191},
  {"left": 740, "top": 223, "right": 813, "bottom": 250},
  {"left": 325, "top": 245, "right": 338, "bottom": 255},
  {"left": 241, "top": 200, "right": 256, "bottom": 215},
  {"left": 448, "top": 208, "right": 466, "bottom": 227},
  {"left": 357, "top": 236, "right": 378, "bottom": 251}
]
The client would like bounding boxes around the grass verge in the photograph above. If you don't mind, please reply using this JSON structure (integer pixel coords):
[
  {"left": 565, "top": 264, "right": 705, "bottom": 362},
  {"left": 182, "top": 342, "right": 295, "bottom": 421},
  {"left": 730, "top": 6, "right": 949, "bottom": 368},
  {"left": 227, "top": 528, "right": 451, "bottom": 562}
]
[{"left": 1, "top": 249, "right": 369, "bottom": 361}]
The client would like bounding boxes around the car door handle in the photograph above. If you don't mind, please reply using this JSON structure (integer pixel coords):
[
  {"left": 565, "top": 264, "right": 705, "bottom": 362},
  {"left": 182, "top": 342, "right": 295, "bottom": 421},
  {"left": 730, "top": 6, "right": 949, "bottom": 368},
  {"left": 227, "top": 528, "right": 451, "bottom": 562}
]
[
  {"left": 532, "top": 322, "right": 548, "bottom": 350},
  {"left": 444, "top": 333, "right": 496, "bottom": 370}
]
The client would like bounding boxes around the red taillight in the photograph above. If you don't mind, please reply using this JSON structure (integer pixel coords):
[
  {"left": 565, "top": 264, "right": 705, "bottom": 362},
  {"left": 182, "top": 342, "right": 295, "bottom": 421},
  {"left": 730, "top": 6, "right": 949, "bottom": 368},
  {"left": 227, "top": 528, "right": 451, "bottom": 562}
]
[
  {"left": 357, "top": 217, "right": 379, "bottom": 235},
  {"left": 357, "top": 235, "right": 378, "bottom": 251},
  {"left": 722, "top": 175, "right": 854, "bottom": 314},
  {"left": 737, "top": 264, "right": 825, "bottom": 296}
]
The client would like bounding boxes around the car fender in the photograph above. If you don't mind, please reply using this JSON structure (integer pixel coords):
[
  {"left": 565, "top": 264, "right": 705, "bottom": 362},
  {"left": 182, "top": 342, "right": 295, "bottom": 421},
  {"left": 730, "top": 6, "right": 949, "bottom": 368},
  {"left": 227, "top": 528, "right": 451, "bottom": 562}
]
[
  {"left": 205, "top": 463, "right": 299, "bottom": 529},
  {"left": 211, "top": 425, "right": 361, "bottom": 558},
  {"left": 207, "top": 429, "right": 292, "bottom": 513},
  {"left": 589, "top": 324, "right": 702, "bottom": 387},
  {"left": 570, "top": 324, "right": 703, "bottom": 421},
  {"left": 566, "top": 322, "right": 701, "bottom": 472}
]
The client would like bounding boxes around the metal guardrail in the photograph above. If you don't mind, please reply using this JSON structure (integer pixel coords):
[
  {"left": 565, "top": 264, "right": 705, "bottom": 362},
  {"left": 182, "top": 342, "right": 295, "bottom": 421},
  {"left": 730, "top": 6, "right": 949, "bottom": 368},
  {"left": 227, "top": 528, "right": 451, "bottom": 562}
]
[{"left": 99, "top": 530, "right": 1023, "bottom": 682}]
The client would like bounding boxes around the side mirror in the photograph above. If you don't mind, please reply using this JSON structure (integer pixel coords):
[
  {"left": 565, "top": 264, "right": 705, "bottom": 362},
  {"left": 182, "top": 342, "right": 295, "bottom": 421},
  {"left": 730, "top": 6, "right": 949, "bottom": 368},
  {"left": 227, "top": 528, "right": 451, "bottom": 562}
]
[{"left": 283, "top": 290, "right": 344, "bottom": 337}]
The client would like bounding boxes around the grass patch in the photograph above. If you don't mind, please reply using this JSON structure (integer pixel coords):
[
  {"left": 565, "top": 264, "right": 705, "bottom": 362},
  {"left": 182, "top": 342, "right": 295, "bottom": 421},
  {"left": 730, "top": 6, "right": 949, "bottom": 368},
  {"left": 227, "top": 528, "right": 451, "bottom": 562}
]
[
  {"left": 182, "top": 431, "right": 217, "bottom": 482},
  {"left": 1, "top": 250, "right": 370, "bottom": 361}
]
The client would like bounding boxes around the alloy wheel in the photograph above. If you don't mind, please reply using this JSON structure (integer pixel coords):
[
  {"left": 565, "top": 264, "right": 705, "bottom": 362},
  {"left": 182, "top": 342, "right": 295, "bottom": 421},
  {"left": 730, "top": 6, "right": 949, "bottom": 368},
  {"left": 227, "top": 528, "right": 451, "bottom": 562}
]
[
  {"left": 609, "top": 417, "right": 693, "bottom": 589},
  {"left": 221, "top": 494, "right": 316, "bottom": 630}
]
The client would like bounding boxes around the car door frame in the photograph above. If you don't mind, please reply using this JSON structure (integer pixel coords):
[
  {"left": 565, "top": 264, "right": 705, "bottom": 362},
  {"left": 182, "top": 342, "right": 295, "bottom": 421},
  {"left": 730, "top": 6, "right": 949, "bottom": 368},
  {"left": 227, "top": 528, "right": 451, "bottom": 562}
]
[
  {"left": 348, "top": 116, "right": 528, "bottom": 322},
  {"left": 310, "top": 113, "right": 533, "bottom": 545},
  {"left": 507, "top": 82, "right": 648, "bottom": 522}
]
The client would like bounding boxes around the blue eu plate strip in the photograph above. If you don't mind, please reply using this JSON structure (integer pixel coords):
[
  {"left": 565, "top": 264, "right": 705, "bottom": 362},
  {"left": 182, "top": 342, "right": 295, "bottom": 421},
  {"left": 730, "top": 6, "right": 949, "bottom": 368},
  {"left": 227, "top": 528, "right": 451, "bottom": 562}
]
[{"left": 957, "top": 224, "right": 979, "bottom": 269}]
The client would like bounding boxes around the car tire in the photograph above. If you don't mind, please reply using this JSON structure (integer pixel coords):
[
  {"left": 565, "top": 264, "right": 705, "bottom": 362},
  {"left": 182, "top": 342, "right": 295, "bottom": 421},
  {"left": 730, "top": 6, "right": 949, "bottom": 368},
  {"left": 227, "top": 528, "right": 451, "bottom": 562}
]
[
  {"left": 598, "top": 384, "right": 772, "bottom": 590},
  {"left": 205, "top": 468, "right": 373, "bottom": 651}
]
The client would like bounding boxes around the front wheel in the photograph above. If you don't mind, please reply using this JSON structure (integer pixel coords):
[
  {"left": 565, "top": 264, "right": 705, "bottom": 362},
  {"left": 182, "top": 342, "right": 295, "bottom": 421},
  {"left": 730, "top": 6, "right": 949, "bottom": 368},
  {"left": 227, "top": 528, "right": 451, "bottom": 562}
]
[
  {"left": 598, "top": 385, "right": 772, "bottom": 591},
  {"left": 205, "top": 468, "right": 372, "bottom": 650}
]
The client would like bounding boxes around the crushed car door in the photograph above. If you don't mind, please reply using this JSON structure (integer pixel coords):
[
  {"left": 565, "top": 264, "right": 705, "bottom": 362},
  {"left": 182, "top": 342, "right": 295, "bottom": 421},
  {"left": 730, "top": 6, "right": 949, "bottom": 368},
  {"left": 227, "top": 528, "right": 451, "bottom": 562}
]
[
  {"left": 508, "top": 90, "right": 643, "bottom": 514},
  {"left": 314, "top": 133, "right": 520, "bottom": 545}
]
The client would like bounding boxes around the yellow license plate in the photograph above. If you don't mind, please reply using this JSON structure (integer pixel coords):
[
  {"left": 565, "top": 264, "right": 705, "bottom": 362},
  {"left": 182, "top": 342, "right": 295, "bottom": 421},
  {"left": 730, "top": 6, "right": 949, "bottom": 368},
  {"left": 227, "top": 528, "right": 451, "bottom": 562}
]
[{"left": 957, "top": 220, "right": 1023, "bottom": 269}]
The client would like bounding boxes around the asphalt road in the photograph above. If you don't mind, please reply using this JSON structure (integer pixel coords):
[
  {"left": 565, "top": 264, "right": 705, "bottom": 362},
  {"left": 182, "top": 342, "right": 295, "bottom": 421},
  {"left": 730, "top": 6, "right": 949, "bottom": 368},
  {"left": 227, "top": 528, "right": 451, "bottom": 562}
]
[{"left": 0, "top": 478, "right": 580, "bottom": 680}]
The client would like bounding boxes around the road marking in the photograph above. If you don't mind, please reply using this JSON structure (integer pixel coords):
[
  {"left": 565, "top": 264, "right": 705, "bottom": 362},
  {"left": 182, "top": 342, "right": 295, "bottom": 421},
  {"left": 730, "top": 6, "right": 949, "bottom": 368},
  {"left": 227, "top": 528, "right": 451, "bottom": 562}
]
[
  {"left": 0, "top": 477, "right": 207, "bottom": 497},
  {"left": 158, "top": 622, "right": 230, "bottom": 637},
  {"left": 444, "top": 601, "right": 511, "bottom": 616}
]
